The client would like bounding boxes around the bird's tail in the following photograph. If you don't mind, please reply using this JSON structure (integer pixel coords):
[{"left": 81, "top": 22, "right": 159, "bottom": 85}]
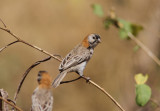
[{"left": 52, "top": 71, "right": 67, "bottom": 88}]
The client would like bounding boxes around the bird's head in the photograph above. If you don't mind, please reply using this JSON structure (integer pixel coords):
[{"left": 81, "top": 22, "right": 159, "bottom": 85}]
[
  {"left": 82, "top": 34, "right": 101, "bottom": 49},
  {"left": 37, "top": 71, "right": 52, "bottom": 89}
]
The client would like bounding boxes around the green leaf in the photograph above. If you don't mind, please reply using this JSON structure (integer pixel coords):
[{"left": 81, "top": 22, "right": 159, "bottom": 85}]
[
  {"left": 104, "top": 18, "right": 116, "bottom": 29},
  {"left": 135, "top": 73, "right": 148, "bottom": 85},
  {"left": 92, "top": 4, "right": 104, "bottom": 17},
  {"left": 133, "top": 45, "right": 140, "bottom": 52},
  {"left": 117, "top": 19, "right": 143, "bottom": 39},
  {"left": 118, "top": 19, "right": 132, "bottom": 39},
  {"left": 131, "top": 24, "right": 143, "bottom": 36},
  {"left": 136, "top": 84, "right": 151, "bottom": 106},
  {"left": 119, "top": 28, "right": 128, "bottom": 39}
]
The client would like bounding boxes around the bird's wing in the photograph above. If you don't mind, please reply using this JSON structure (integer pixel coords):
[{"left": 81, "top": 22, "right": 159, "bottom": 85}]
[
  {"left": 59, "top": 46, "right": 90, "bottom": 72},
  {"left": 31, "top": 89, "right": 53, "bottom": 111},
  {"left": 31, "top": 89, "right": 42, "bottom": 111},
  {"left": 42, "top": 96, "right": 53, "bottom": 111}
]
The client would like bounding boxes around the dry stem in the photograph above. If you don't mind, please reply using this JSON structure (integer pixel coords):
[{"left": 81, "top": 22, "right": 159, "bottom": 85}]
[
  {"left": 0, "top": 89, "right": 9, "bottom": 111},
  {"left": 128, "top": 32, "right": 160, "bottom": 66},
  {"left": 0, "top": 27, "right": 61, "bottom": 62},
  {"left": 0, "top": 40, "right": 19, "bottom": 53},
  {"left": 0, "top": 97, "right": 23, "bottom": 111},
  {"left": 14, "top": 56, "right": 51, "bottom": 102}
]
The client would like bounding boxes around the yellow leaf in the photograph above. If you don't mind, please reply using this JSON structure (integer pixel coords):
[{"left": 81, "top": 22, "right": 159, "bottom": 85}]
[{"left": 135, "top": 73, "right": 148, "bottom": 85}]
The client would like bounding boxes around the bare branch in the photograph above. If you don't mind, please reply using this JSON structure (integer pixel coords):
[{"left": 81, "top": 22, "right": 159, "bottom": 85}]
[
  {"left": 60, "top": 76, "right": 125, "bottom": 111},
  {"left": 128, "top": 32, "right": 160, "bottom": 66},
  {"left": 0, "top": 89, "right": 22, "bottom": 111},
  {"left": 0, "top": 96, "right": 23, "bottom": 111},
  {"left": 0, "top": 27, "right": 61, "bottom": 62},
  {"left": 0, "top": 18, "right": 7, "bottom": 28},
  {"left": 53, "top": 54, "right": 63, "bottom": 60},
  {"left": 150, "top": 98, "right": 160, "bottom": 108},
  {"left": 0, "top": 40, "right": 19, "bottom": 53},
  {"left": 60, "top": 76, "right": 82, "bottom": 84},
  {"left": 14, "top": 56, "right": 51, "bottom": 102},
  {"left": 0, "top": 19, "right": 125, "bottom": 111},
  {"left": 81, "top": 76, "right": 125, "bottom": 111},
  {"left": 106, "top": 11, "right": 160, "bottom": 66},
  {"left": 0, "top": 89, "right": 9, "bottom": 111}
]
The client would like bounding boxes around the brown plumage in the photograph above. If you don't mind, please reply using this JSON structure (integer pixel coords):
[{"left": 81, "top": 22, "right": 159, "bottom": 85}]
[
  {"left": 82, "top": 36, "right": 90, "bottom": 48},
  {"left": 31, "top": 71, "right": 53, "bottom": 111}
]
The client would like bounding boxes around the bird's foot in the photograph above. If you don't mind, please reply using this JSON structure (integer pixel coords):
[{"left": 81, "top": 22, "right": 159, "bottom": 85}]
[
  {"left": 81, "top": 75, "right": 91, "bottom": 83},
  {"left": 85, "top": 77, "right": 91, "bottom": 83}
]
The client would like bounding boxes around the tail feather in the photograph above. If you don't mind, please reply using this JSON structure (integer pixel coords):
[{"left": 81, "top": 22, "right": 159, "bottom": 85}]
[{"left": 52, "top": 71, "right": 67, "bottom": 88}]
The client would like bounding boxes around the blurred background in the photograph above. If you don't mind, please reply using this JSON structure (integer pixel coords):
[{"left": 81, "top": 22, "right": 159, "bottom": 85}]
[{"left": 0, "top": 0, "right": 160, "bottom": 111}]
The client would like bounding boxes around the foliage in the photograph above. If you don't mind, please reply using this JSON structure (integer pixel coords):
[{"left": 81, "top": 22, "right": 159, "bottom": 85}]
[
  {"left": 135, "top": 73, "right": 148, "bottom": 85},
  {"left": 134, "top": 74, "right": 151, "bottom": 106},
  {"left": 92, "top": 4, "right": 143, "bottom": 40},
  {"left": 92, "top": 4, "right": 104, "bottom": 17},
  {"left": 104, "top": 17, "right": 143, "bottom": 39},
  {"left": 133, "top": 45, "right": 140, "bottom": 52}
]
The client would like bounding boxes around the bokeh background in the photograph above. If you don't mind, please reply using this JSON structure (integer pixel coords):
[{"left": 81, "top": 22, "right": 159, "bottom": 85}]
[{"left": 0, "top": 0, "right": 160, "bottom": 111}]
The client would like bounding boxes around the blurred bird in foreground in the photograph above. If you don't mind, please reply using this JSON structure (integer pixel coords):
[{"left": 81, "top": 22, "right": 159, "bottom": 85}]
[
  {"left": 31, "top": 71, "right": 53, "bottom": 111},
  {"left": 52, "top": 34, "right": 101, "bottom": 88}
]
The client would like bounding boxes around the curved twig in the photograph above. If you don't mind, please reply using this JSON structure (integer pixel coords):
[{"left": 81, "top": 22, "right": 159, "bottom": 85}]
[
  {"left": 0, "top": 40, "right": 19, "bottom": 53},
  {"left": 60, "top": 76, "right": 82, "bottom": 84},
  {"left": 0, "top": 97, "right": 23, "bottom": 111},
  {"left": 14, "top": 56, "right": 51, "bottom": 102},
  {"left": 0, "top": 18, "right": 7, "bottom": 28}
]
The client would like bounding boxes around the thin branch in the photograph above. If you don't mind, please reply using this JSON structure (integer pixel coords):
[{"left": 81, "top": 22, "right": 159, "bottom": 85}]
[
  {"left": 60, "top": 76, "right": 82, "bottom": 84},
  {"left": 128, "top": 32, "right": 160, "bottom": 66},
  {"left": 106, "top": 10, "right": 160, "bottom": 66},
  {"left": 60, "top": 76, "right": 125, "bottom": 111},
  {"left": 14, "top": 56, "right": 51, "bottom": 102},
  {"left": 0, "top": 21, "right": 61, "bottom": 62},
  {"left": 150, "top": 98, "right": 160, "bottom": 108},
  {"left": 0, "top": 89, "right": 9, "bottom": 111},
  {"left": 0, "top": 96, "right": 23, "bottom": 111},
  {"left": 81, "top": 76, "right": 125, "bottom": 111},
  {"left": 0, "top": 19, "right": 125, "bottom": 111},
  {"left": 0, "top": 18, "right": 7, "bottom": 28},
  {"left": 0, "top": 40, "right": 19, "bottom": 53}
]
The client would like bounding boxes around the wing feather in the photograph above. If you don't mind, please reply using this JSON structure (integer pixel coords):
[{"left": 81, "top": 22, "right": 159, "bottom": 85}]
[
  {"left": 31, "top": 88, "right": 53, "bottom": 111},
  {"left": 59, "top": 45, "right": 90, "bottom": 72}
]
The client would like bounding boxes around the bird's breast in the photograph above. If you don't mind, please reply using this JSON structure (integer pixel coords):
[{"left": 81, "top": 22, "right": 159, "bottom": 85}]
[{"left": 70, "top": 61, "right": 87, "bottom": 72}]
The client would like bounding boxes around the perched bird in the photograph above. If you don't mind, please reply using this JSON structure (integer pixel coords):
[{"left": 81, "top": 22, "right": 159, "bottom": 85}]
[
  {"left": 31, "top": 71, "right": 53, "bottom": 111},
  {"left": 52, "top": 34, "right": 101, "bottom": 88}
]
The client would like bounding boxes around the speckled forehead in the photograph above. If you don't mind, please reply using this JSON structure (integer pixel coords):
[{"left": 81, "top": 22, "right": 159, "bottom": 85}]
[
  {"left": 88, "top": 34, "right": 95, "bottom": 42},
  {"left": 88, "top": 34, "right": 95, "bottom": 38}
]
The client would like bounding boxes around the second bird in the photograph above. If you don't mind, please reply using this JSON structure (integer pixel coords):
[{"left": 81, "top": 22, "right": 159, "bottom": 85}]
[
  {"left": 31, "top": 71, "right": 53, "bottom": 111},
  {"left": 52, "top": 34, "right": 101, "bottom": 88}
]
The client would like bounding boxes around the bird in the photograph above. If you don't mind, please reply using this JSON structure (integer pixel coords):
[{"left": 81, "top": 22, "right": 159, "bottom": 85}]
[
  {"left": 52, "top": 34, "right": 101, "bottom": 88},
  {"left": 31, "top": 71, "right": 53, "bottom": 111}
]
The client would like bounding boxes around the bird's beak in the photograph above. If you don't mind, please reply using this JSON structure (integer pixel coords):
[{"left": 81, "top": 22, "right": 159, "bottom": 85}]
[{"left": 98, "top": 38, "right": 101, "bottom": 43}]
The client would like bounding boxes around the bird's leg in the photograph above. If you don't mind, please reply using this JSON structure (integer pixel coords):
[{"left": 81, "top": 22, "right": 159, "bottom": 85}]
[
  {"left": 80, "top": 75, "right": 91, "bottom": 83},
  {"left": 76, "top": 71, "right": 91, "bottom": 83}
]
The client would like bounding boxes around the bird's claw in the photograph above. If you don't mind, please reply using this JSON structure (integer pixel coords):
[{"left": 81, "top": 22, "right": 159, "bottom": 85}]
[{"left": 85, "top": 77, "right": 91, "bottom": 83}]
